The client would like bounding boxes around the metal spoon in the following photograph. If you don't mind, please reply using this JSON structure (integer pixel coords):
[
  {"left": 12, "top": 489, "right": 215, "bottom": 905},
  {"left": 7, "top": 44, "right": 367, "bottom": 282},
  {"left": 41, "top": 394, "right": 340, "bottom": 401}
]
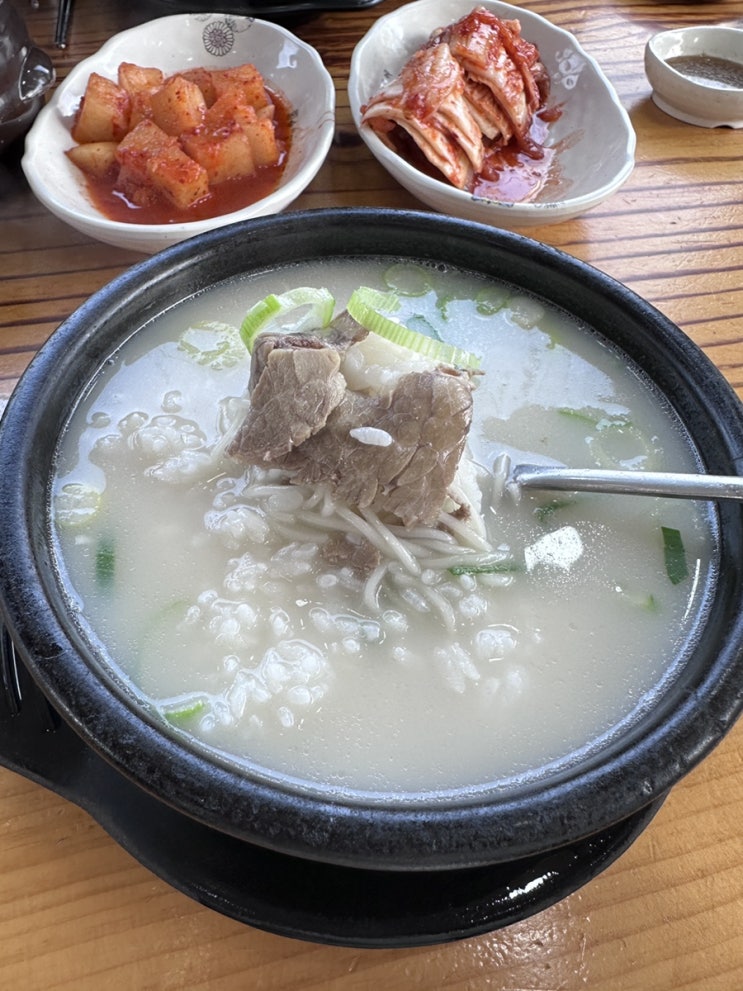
[{"left": 506, "top": 460, "right": 743, "bottom": 502}]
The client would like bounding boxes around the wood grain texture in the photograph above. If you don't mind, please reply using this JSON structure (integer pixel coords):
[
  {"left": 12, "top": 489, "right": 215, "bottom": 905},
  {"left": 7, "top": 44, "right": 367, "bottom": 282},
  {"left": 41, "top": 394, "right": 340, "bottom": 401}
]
[{"left": 1, "top": 0, "right": 742, "bottom": 987}]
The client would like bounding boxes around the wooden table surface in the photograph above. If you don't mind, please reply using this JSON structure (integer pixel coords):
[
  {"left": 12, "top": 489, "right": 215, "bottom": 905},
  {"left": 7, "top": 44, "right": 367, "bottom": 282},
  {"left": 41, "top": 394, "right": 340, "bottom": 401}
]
[{"left": 1, "top": 0, "right": 742, "bottom": 986}]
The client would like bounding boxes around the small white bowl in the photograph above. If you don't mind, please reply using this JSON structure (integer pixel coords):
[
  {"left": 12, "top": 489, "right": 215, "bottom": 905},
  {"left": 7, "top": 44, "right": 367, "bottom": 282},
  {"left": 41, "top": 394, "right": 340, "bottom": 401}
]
[
  {"left": 22, "top": 13, "right": 335, "bottom": 254},
  {"left": 348, "top": 0, "right": 635, "bottom": 228},
  {"left": 645, "top": 26, "right": 743, "bottom": 129}
]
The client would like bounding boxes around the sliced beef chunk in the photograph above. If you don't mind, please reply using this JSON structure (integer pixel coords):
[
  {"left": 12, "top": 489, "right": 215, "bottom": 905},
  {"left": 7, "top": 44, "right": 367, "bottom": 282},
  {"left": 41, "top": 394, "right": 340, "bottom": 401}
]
[
  {"left": 230, "top": 327, "right": 474, "bottom": 527},
  {"left": 248, "top": 315, "right": 366, "bottom": 389},
  {"left": 230, "top": 341, "right": 346, "bottom": 462},
  {"left": 231, "top": 318, "right": 370, "bottom": 463},
  {"left": 277, "top": 369, "right": 473, "bottom": 526}
]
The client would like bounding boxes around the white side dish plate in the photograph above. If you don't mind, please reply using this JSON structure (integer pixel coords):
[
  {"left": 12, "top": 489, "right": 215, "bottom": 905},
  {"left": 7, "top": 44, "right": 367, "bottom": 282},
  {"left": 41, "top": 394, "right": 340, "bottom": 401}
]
[
  {"left": 348, "top": 0, "right": 636, "bottom": 227},
  {"left": 22, "top": 13, "right": 335, "bottom": 254},
  {"left": 645, "top": 26, "right": 743, "bottom": 129}
]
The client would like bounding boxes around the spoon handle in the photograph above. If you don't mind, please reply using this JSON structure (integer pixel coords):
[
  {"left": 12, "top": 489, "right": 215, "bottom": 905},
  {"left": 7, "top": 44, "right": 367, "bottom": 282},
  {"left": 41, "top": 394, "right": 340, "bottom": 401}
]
[{"left": 511, "top": 464, "right": 743, "bottom": 501}]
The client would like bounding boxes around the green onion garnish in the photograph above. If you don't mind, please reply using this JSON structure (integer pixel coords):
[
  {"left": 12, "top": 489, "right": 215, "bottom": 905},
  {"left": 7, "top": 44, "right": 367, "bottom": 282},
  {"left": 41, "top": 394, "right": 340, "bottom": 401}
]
[
  {"left": 618, "top": 587, "right": 661, "bottom": 613},
  {"left": 54, "top": 481, "right": 102, "bottom": 529},
  {"left": 661, "top": 526, "right": 689, "bottom": 585},
  {"left": 347, "top": 286, "right": 481, "bottom": 370},
  {"left": 163, "top": 698, "right": 207, "bottom": 723},
  {"left": 448, "top": 560, "right": 523, "bottom": 576},
  {"left": 239, "top": 287, "right": 336, "bottom": 353},
  {"left": 95, "top": 536, "right": 115, "bottom": 587},
  {"left": 558, "top": 406, "right": 602, "bottom": 425},
  {"left": 475, "top": 286, "right": 511, "bottom": 315},
  {"left": 534, "top": 499, "right": 574, "bottom": 523},
  {"left": 178, "top": 320, "right": 244, "bottom": 369},
  {"left": 382, "top": 262, "right": 432, "bottom": 296}
]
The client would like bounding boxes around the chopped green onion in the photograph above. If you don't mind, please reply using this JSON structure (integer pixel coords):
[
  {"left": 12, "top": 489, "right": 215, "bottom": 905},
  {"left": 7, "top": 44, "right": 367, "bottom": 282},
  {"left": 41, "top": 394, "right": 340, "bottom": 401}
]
[
  {"left": 349, "top": 285, "right": 401, "bottom": 318},
  {"left": 382, "top": 263, "right": 432, "bottom": 296},
  {"left": 347, "top": 287, "right": 481, "bottom": 370},
  {"left": 178, "top": 321, "right": 245, "bottom": 369},
  {"left": 435, "top": 292, "right": 465, "bottom": 322},
  {"left": 558, "top": 406, "right": 603, "bottom": 425},
  {"left": 54, "top": 481, "right": 102, "bottom": 529},
  {"left": 448, "top": 560, "right": 522, "bottom": 576},
  {"left": 239, "top": 287, "right": 336, "bottom": 353},
  {"left": 534, "top": 498, "right": 575, "bottom": 523},
  {"left": 95, "top": 536, "right": 115, "bottom": 587},
  {"left": 510, "top": 296, "right": 547, "bottom": 331},
  {"left": 475, "top": 286, "right": 511, "bottom": 315},
  {"left": 640, "top": 594, "right": 661, "bottom": 613},
  {"left": 557, "top": 407, "right": 630, "bottom": 429},
  {"left": 163, "top": 698, "right": 207, "bottom": 723},
  {"left": 661, "top": 526, "right": 689, "bottom": 585},
  {"left": 618, "top": 588, "right": 661, "bottom": 613}
]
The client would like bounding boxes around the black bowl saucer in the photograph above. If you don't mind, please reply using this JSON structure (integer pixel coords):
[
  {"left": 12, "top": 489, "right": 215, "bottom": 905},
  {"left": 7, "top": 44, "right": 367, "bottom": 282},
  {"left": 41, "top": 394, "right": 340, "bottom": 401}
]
[{"left": 0, "top": 642, "right": 662, "bottom": 948}]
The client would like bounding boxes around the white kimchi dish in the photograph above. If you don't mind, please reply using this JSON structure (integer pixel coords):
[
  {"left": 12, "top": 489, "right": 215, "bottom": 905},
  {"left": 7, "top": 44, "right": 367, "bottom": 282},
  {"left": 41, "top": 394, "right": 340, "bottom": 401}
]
[{"left": 349, "top": 0, "right": 635, "bottom": 227}]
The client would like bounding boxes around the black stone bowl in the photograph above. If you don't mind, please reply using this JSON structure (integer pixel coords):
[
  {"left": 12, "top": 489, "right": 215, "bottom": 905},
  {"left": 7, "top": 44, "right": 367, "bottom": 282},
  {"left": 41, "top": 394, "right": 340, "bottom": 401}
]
[{"left": 0, "top": 209, "right": 742, "bottom": 942}]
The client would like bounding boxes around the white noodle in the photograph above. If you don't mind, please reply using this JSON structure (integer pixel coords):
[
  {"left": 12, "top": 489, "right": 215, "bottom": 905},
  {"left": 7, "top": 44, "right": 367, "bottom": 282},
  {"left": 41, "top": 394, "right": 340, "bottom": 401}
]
[
  {"left": 293, "top": 510, "right": 355, "bottom": 534},
  {"left": 242, "top": 483, "right": 302, "bottom": 500},
  {"left": 211, "top": 398, "right": 250, "bottom": 462},
  {"left": 419, "top": 584, "right": 457, "bottom": 631},
  {"left": 362, "top": 562, "right": 389, "bottom": 613},
  {"left": 303, "top": 486, "right": 326, "bottom": 510},
  {"left": 417, "top": 552, "right": 496, "bottom": 570},
  {"left": 438, "top": 511, "right": 493, "bottom": 551},
  {"left": 270, "top": 518, "right": 334, "bottom": 545},
  {"left": 319, "top": 487, "right": 339, "bottom": 517},
  {"left": 357, "top": 506, "right": 422, "bottom": 576},
  {"left": 389, "top": 525, "right": 457, "bottom": 544}
]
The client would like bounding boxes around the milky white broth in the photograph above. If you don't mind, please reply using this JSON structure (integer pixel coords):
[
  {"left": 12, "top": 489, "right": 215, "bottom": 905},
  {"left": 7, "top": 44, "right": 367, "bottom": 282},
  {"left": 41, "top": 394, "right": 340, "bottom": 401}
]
[{"left": 51, "top": 258, "right": 717, "bottom": 796}]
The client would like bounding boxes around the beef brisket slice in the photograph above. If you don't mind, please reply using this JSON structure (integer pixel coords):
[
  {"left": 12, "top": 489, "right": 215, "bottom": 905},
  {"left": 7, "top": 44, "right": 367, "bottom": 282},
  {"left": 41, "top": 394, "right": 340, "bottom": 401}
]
[
  {"left": 278, "top": 369, "right": 473, "bottom": 526},
  {"left": 230, "top": 343, "right": 346, "bottom": 462}
]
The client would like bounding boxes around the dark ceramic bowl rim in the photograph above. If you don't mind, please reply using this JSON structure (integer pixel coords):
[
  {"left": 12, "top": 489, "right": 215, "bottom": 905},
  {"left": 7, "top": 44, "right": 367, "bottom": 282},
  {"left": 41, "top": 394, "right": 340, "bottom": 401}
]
[{"left": 1, "top": 208, "right": 743, "bottom": 871}]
